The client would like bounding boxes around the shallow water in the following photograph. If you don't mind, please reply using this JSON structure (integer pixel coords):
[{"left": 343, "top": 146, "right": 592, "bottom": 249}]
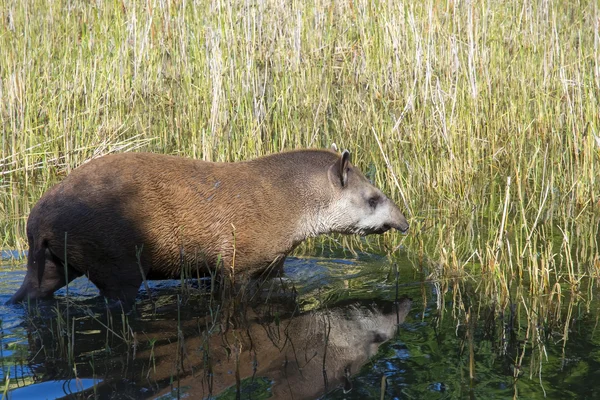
[{"left": 0, "top": 252, "right": 598, "bottom": 399}]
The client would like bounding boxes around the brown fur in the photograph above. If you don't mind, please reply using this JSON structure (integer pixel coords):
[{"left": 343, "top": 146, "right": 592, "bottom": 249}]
[{"left": 8, "top": 149, "right": 408, "bottom": 304}]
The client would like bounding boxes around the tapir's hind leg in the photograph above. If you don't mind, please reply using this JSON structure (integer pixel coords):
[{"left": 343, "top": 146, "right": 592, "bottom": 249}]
[{"left": 7, "top": 247, "right": 81, "bottom": 304}]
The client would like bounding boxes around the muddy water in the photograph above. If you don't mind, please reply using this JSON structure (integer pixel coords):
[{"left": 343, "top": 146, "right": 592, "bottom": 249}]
[{"left": 0, "top": 252, "right": 599, "bottom": 399}]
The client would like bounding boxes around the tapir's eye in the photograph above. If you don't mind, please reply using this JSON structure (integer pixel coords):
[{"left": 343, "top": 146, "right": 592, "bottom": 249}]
[{"left": 368, "top": 195, "right": 380, "bottom": 209}]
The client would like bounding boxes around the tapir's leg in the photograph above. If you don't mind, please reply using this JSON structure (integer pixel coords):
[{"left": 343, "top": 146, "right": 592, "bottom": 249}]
[
  {"left": 99, "top": 284, "right": 141, "bottom": 308},
  {"left": 88, "top": 262, "right": 143, "bottom": 307}
]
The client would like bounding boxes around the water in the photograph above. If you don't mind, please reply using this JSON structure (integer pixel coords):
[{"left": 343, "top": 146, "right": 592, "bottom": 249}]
[
  {"left": 0, "top": 252, "right": 598, "bottom": 399},
  {"left": 4, "top": 379, "right": 100, "bottom": 400}
]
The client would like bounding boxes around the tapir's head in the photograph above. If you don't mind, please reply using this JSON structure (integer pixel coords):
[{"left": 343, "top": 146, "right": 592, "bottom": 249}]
[{"left": 324, "top": 149, "right": 409, "bottom": 236}]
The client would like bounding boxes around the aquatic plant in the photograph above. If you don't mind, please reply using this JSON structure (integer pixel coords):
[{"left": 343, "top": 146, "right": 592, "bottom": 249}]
[{"left": 0, "top": 0, "right": 599, "bottom": 397}]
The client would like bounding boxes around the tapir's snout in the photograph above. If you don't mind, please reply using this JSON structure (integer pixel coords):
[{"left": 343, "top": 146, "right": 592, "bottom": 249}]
[
  {"left": 389, "top": 201, "right": 409, "bottom": 234},
  {"left": 370, "top": 199, "right": 410, "bottom": 235},
  {"left": 394, "top": 218, "right": 410, "bottom": 234}
]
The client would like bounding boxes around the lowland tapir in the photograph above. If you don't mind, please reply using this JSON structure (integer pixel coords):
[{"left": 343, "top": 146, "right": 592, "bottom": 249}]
[{"left": 8, "top": 148, "right": 409, "bottom": 305}]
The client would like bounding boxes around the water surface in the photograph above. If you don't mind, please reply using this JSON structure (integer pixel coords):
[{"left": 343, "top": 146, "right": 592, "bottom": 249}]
[{"left": 0, "top": 252, "right": 598, "bottom": 399}]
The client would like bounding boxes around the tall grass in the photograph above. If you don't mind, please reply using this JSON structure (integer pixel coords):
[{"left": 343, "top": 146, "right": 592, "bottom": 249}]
[{"left": 1, "top": 0, "right": 598, "bottom": 349}]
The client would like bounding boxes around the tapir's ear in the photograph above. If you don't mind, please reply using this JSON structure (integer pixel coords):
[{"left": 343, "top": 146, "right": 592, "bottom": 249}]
[
  {"left": 331, "top": 143, "right": 339, "bottom": 152},
  {"left": 329, "top": 149, "right": 351, "bottom": 187}
]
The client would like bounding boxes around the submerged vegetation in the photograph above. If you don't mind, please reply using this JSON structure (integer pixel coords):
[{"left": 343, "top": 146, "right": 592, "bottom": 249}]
[{"left": 0, "top": 0, "right": 599, "bottom": 397}]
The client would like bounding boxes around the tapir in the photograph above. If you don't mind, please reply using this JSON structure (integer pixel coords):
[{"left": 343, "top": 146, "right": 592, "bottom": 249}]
[{"left": 8, "top": 148, "right": 409, "bottom": 305}]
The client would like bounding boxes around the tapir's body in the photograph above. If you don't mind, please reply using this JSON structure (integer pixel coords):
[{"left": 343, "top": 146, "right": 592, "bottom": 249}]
[{"left": 9, "top": 149, "right": 408, "bottom": 305}]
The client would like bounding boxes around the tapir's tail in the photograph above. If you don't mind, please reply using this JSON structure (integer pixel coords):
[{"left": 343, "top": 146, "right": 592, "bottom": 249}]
[{"left": 6, "top": 240, "right": 47, "bottom": 305}]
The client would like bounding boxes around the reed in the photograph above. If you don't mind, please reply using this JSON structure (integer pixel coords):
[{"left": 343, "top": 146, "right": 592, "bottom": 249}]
[{"left": 1, "top": 1, "right": 598, "bottom": 389}]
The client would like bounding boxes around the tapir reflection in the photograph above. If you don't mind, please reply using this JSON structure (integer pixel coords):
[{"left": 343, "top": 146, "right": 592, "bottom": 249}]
[
  {"left": 151, "top": 297, "right": 412, "bottom": 399},
  {"left": 18, "top": 295, "right": 411, "bottom": 399}
]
